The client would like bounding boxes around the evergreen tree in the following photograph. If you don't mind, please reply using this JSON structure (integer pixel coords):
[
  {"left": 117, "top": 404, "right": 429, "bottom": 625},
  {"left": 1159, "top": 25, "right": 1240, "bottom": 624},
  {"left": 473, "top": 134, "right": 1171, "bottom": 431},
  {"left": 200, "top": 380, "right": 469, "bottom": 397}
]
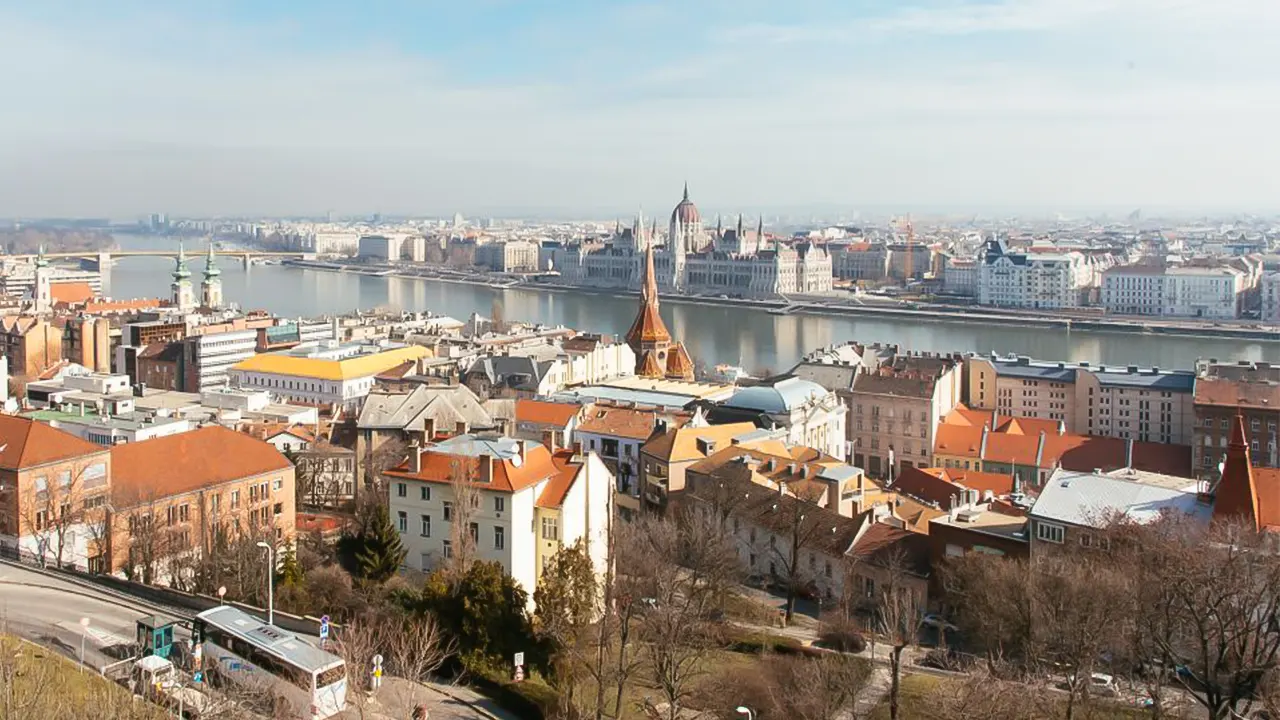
[
  {"left": 348, "top": 505, "right": 406, "bottom": 584},
  {"left": 278, "top": 543, "right": 305, "bottom": 587},
  {"left": 410, "top": 560, "right": 535, "bottom": 672}
]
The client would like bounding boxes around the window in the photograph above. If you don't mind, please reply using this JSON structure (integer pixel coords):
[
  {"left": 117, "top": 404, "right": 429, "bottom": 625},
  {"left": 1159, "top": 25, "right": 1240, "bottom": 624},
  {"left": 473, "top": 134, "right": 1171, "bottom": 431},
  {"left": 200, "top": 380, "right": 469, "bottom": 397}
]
[
  {"left": 421, "top": 514, "right": 431, "bottom": 537},
  {"left": 273, "top": 478, "right": 282, "bottom": 492},
  {"left": 273, "top": 502, "right": 283, "bottom": 515},
  {"left": 541, "top": 516, "right": 559, "bottom": 541},
  {"left": 397, "top": 483, "right": 407, "bottom": 498},
  {"left": 443, "top": 502, "right": 453, "bottom": 521},
  {"left": 494, "top": 526, "right": 505, "bottom": 550},
  {"left": 397, "top": 511, "right": 408, "bottom": 533},
  {"left": 421, "top": 553, "right": 431, "bottom": 571},
  {"left": 420, "top": 486, "right": 431, "bottom": 502},
  {"left": 469, "top": 522, "right": 479, "bottom": 542},
  {"left": 442, "top": 540, "right": 453, "bottom": 559},
  {"left": 494, "top": 496, "right": 505, "bottom": 513},
  {"left": 179, "top": 504, "right": 190, "bottom": 522},
  {"left": 1036, "top": 521, "right": 1065, "bottom": 544}
]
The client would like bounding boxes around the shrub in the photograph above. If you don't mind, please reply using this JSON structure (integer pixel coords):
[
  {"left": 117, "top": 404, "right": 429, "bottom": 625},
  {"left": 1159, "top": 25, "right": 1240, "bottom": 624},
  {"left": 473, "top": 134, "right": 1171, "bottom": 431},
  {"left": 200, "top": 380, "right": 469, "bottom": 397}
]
[{"left": 816, "top": 626, "right": 867, "bottom": 654}]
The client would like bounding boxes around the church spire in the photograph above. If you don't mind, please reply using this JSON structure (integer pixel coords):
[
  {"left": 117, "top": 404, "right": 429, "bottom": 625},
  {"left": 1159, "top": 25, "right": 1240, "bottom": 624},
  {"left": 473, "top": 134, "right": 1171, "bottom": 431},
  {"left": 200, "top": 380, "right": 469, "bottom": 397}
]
[
  {"left": 682, "top": 181, "right": 689, "bottom": 202},
  {"left": 173, "top": 241, "right": 191, "bottom": 280},
  {"left": 715, "top": 213, "right": 722, "bottom": 238},
  {"left": 736, "top": 214, "right": 744, "bottom": 238},
  {"left": 204, "top": 239, "right": 221, "bottom": 279}
]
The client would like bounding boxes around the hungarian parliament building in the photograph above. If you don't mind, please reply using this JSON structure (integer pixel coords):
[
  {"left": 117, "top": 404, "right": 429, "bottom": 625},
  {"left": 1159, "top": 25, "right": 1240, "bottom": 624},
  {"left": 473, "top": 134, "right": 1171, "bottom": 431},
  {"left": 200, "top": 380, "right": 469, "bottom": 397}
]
[{"left": 552, "top": 185, "right": 833, "bottom": 298}]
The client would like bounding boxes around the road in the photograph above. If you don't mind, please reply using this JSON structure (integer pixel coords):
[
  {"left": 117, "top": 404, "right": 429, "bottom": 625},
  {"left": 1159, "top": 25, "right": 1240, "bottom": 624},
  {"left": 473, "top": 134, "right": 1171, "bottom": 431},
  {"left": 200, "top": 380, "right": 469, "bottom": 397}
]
[{"left": 0, "top": 562, "right": 505, "bottom": 720}]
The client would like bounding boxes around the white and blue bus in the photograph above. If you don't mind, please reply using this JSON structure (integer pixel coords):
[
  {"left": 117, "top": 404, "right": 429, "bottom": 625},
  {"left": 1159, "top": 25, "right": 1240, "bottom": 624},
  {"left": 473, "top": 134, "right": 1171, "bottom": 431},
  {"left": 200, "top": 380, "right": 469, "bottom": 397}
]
[{"left": 193, "top": 606, "right": 347, "bottom": 720}]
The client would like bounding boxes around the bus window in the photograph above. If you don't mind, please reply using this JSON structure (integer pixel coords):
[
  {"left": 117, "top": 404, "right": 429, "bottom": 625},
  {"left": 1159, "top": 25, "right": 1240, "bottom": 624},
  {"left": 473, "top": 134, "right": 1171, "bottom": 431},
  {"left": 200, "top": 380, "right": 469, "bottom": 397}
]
[{"left": 316, "top": 665, "right": 346, "bottom": 690}]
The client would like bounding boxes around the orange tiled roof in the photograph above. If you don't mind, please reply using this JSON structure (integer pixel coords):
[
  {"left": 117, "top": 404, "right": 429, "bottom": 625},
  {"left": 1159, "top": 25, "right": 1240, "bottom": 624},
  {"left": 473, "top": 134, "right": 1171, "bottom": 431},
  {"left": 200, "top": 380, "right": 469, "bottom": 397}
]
[
  {"left": 665, "top": 343, "right": 695, "bottom": 381},
  {"left": 1213, "top": 415, "right": 1280, "bottom": 531},
  {"left": 538, "top": 450, "right": 581, "bottom": 508},
  {"left": 515, "top": 399, "right": 580, "bottom": 427},
  {"left": 642, "top": 422, "right": 760, "bottom": 464},
  {"left": 110, "top": 425, "right": 293, "bottom": 503},
  {"left": 385, "top": 440, "right": 558, "bottom": 494},
  {"left": 637, "top": 350, "right": 664, "bottom": 378},
  {"left": 1195, "top": 377, "right": 1280, "bottom": 410},
  {"left": 50, "top": 282, "right": 95, "bottom": 305},
  {"left": 0, "top": 415, "right": 107, "bottom": 471},
  {"left": 577, "top": 405, "right": 660, "bottom": 441},
  {"left": 81, "top": 298, "right": 165, "bottom": 314}
]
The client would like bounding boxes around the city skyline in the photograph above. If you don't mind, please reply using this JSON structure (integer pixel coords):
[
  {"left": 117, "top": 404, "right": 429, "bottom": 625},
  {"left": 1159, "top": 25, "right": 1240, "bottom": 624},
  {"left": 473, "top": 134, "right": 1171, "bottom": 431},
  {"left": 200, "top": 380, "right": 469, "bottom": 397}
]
[{"left": 2, "top": 1, "right": 1278, "bottom": 218}]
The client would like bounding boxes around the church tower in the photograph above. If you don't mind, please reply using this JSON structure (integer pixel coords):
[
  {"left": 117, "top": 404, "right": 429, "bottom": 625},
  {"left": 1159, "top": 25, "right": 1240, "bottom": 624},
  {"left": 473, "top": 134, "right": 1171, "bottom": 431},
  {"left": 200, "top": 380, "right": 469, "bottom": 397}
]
[
  {"left": 171, "top": 241, "right": 196, "bottom": 311},
  {"left": 625, "top": 243, "right": 695, "bottom": 381},
  {"left": 201, "top": 241, "right": 223, "bottom": 308},
  {"left": 32, "top": 245, "right": 52, "bottom": 313}
]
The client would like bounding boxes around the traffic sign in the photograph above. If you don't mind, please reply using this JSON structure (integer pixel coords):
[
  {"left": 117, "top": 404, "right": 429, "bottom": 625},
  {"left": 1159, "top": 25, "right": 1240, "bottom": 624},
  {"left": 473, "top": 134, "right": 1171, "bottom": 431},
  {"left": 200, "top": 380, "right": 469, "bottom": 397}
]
[
  {"left": 319, "top": 615, "right": 330, "bottom": 640},
  {"left": 513, "top": 651, "right": 524, "bottom": 668}
]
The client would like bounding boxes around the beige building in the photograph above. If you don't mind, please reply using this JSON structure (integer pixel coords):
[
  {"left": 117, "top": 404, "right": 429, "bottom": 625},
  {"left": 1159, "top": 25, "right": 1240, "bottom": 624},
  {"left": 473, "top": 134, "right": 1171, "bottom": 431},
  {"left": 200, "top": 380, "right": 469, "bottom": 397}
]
[
  {"left": 966, "top": 354, "right": 1196, "bottom": 445},
  {"left": 848, "top": 354, "right": 963, "bottom": 478},
  {"left": 639, "top": 420, "right": 761, "bottom": 515},
  {"left": 107, "top": 425, "right": 297, "bottom": 580}
]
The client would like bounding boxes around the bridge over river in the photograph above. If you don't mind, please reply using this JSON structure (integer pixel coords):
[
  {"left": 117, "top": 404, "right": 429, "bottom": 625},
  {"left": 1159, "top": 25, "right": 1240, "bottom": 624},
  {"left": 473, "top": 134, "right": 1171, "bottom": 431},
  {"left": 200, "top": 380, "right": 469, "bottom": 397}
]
[{"left": 11, "top": 249, "right": 315, "bottom": 270}]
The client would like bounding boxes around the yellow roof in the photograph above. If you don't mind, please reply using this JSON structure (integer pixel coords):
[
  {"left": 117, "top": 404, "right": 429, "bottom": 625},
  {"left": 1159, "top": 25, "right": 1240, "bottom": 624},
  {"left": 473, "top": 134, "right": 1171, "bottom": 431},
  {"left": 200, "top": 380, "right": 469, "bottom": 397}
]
[
  {"left": 642, "top": 422, "right": 760, "bottom": 464},
  {"left": 231, "top": 345, "right": 428, "bottom": 382}
]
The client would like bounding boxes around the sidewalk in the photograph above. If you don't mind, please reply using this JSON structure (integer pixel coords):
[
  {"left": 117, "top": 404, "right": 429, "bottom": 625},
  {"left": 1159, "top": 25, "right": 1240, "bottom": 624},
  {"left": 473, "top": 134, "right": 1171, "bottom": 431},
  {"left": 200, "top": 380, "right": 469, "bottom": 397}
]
[{"left": 341, "top": 677, "right": 523, "bottom": 720}]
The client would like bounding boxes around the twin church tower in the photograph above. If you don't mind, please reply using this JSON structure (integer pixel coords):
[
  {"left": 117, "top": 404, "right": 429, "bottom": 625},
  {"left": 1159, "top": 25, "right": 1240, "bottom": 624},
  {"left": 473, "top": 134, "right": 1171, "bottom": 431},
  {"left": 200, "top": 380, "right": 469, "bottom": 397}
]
[{"left": 170, "top": 241, "right": 223, "bottom": 311}]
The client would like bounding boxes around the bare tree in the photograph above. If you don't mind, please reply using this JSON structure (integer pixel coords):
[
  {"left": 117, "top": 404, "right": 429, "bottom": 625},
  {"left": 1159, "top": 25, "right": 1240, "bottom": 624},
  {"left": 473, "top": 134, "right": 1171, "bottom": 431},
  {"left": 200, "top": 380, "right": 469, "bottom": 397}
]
[
  {"left": 919, "top": 669, "right": 1045, "bottom": 720},
  {"left": 759, "top": 486, "right": 830, "bottom": 624},
  {"left": 20, "top": 459, "right": 105, "bottom": 569},
  {"left": 874, "top": 548, "right": 927, "bottom": 720},
  {"left": 445, "top": 457, "right": 479, "bottom": 581},
  {"left": 941, "top": 552, "right": 1034, "bottom": 671},
  {"left": 384, "top": 615, "right": 455, "bottom": 719},
  {"left": 769, "top": 653, "right": 874, "bottom": 720}
]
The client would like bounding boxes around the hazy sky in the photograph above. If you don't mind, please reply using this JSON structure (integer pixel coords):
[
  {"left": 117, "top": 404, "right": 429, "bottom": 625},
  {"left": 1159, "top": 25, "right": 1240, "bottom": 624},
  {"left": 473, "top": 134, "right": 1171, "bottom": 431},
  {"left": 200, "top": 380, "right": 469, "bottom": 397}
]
[{"left": 2, "top": 0, "right": 1278, "bottom": 218}]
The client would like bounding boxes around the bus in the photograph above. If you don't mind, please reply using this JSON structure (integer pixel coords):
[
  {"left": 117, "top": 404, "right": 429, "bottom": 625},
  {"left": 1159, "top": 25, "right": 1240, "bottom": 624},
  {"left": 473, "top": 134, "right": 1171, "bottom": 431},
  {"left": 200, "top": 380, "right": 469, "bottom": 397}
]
[{"left": 193, "top": 606, "right": 347, "bottom": 720}]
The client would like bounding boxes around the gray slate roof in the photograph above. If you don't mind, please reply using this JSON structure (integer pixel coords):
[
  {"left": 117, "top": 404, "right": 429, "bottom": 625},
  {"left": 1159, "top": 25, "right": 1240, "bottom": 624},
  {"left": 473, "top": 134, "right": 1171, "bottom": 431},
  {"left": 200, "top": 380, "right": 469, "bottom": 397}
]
[
  {"left": 1028, "top": 468, "right": 1208, "bottom": 529},
  {"left": 357, "top": 384, "right": 495, "bottom": 432}
]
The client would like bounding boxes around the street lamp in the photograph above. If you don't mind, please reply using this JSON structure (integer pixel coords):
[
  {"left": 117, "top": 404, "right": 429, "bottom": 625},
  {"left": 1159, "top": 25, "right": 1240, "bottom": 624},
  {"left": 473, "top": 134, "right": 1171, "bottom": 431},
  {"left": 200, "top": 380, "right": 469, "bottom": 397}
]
[
  {"left": 256, "top": 542, "right": 275, "bottom": 626},
  {"left": 78, "top": 617, "right": 90, "bottom": 674},
  {"left": 735, "top": 707, "right": 754, "bottom": 720}
]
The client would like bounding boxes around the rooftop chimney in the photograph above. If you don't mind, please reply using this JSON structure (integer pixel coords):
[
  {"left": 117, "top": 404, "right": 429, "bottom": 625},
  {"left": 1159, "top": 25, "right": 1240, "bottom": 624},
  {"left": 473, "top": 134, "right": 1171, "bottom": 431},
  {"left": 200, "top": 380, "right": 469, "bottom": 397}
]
[{"left": 410, "top": 441, "right": 422, "bottom": 474}]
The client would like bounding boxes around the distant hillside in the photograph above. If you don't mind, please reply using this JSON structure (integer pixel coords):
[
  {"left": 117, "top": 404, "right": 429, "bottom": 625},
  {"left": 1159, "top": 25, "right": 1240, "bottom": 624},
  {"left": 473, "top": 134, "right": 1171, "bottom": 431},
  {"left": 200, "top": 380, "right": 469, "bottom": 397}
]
[{"left": 0, "top": 228, "right": 117, "bottom": 255}]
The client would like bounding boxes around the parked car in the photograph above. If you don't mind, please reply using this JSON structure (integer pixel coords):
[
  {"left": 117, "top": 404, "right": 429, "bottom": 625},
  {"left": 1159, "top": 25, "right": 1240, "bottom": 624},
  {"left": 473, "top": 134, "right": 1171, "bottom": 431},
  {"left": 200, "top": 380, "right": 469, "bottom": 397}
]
[
  {"left": 922, "top": 613, "right": 958, "bottom": 631},
  {"left": 1088, "top": 673, "right": 1118, "bottom": 698}
]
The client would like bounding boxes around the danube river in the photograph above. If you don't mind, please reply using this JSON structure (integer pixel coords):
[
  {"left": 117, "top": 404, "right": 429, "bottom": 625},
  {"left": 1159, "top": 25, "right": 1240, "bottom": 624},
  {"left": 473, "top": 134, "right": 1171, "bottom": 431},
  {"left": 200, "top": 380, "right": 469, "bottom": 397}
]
[{"left": 103, "top": 235, "right": 1280, "bottom": 372}]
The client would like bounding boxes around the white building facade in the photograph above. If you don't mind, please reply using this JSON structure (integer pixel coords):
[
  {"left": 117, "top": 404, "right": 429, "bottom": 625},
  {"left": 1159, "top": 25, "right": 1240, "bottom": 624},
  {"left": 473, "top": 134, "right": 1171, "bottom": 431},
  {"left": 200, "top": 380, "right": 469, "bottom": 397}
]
[{"left": 978, "top": 239, "right": 1091, "bottom": 310}]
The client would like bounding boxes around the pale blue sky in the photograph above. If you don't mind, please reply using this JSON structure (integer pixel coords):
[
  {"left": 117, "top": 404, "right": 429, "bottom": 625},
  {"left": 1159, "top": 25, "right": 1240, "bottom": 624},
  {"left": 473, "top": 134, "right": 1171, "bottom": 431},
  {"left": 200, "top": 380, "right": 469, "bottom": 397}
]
[{"left": 1, "top": 1, "right": 1277, "bottom": 218}]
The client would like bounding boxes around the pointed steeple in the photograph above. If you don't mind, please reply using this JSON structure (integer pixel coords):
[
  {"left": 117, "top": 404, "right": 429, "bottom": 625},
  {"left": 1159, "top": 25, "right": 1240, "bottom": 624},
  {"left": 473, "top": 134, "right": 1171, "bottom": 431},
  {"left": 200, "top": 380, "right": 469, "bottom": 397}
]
[
  {"left": 715, "top": 213, "right": 722, "bottom": 238},
  {"left": 1213, "top": 414, "right": 1263, "bottom": 531},
  {"left": 173, "top": 241, "right": 191, "bottom": 280},
  {"left": 736, "top": 214, "right": 744, "bottom": 238},
  {"left": 615, "top": 218, "right": 621, "bottom": 236},
  {"left": 204, "top": 240, "right": 221, "bottom": 279},
  {"left": 758, "top": 215, "right": 764, "bottom": 238},
  {"left": 682, "top": 181, "right": 690, "bottom": 202}
]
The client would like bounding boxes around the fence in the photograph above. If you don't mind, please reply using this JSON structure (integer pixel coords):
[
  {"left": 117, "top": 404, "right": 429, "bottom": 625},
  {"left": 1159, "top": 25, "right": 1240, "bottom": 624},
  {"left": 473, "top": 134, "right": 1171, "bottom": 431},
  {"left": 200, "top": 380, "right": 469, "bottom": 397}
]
[{"left": 0, "top": 542, "right": 335, "bottom": 639}]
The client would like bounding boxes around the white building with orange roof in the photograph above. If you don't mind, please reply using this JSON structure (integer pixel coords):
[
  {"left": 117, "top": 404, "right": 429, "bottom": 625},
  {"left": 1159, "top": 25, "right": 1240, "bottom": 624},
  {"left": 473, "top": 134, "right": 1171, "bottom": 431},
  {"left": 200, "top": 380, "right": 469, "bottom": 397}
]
[{"left": 383, "top": 435, "right": 612, "bottom": 601}]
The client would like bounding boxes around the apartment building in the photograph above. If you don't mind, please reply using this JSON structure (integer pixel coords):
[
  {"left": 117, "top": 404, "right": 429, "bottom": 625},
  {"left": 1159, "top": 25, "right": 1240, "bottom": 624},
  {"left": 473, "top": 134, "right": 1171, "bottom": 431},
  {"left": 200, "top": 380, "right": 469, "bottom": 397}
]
[
  {"left": 685, "top": 443, "right": 866, "bottom": 518},
  {"left": 475, "top": 240, "right": 541, "bottom": 273},
  {"left": 639, "top": 421, "right": 761, "bottom": 515},
  {"left": 231, "top": 343, "right": 430, "bottom": 411},
  {"left": 1192, "top": 361, "right": 1280, "bottom": 476},
  {"left": 573, "top": 405, "right": 662, "bottom": 499},
  {"left": 847, "top": 354, "right": 962, "bottom": 478},
  {"left": 0, "top": 416, "right": 112, "bottom": 569},
  {"left": 1263, "top": 271, "right": 1280, "bottom": 325},
  {"left": 1, "top": 315, "right": 63, "bottom": 378},
  {"left": 831, "top": 243, "right": 889, "bottom": 281},
  {"left": 966, "top": 354, "right": 1197, "bottom": 445},
  {"left": 384, "top": 435, "right": 612, "bottom": 600},
  {"left": 183, "top": 328, "right": 258, "bottom": 391},
  {"left": 107, "top": 425, "right": 297, "bottom": 577},
  {"left": 978, "top": 239, "right": 1091, "bottom": 309},
  {"left": 1101, "top": 263, "right": 1249, "bottom": 319}
]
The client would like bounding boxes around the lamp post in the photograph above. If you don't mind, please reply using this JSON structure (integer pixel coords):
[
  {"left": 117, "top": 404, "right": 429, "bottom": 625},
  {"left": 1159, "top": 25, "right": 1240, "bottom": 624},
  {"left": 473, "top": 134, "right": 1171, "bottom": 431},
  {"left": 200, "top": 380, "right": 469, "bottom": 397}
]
[
  {"left": 217, "top": 586, "right": 226, "bottom": 605},
  {"left": 78, "top": 617, "right": 90, "bottom": 673},
  {"left": 735, "top": 706, "right": 754, "bottom": 720},
  {"left": 256, "top": 542, "right": 275, "bottom": 626}
]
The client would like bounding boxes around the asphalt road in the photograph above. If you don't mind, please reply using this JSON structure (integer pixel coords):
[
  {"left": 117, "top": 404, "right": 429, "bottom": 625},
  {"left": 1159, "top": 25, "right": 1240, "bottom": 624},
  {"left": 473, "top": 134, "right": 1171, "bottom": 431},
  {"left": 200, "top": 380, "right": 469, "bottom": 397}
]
[{"left": 0, "top": 562, "right": 502, "bottom": 720}]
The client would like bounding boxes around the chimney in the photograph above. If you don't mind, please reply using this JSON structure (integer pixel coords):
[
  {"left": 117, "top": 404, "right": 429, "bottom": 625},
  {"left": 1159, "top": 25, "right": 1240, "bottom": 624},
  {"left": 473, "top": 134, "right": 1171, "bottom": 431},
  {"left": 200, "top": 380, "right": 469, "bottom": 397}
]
[
  {"left": 410, "top": 441, "right": 422, "bottom": 474},
  {"left": 456, "top": 421, "right": 467, "bottom": 436},
  {"left": 479, "top": 455, "right": 494, "bottom": 484},
  {"left": 1125, "top": 437, "right": 1134, "bottom": 470}
]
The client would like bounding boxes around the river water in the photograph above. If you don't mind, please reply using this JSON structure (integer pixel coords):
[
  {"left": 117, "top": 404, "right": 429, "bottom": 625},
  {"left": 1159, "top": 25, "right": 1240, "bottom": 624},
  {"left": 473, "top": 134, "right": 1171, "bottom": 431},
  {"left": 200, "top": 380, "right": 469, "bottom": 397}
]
[{"left": 103, "top": 234, "right": 1280, "bottom": 372}]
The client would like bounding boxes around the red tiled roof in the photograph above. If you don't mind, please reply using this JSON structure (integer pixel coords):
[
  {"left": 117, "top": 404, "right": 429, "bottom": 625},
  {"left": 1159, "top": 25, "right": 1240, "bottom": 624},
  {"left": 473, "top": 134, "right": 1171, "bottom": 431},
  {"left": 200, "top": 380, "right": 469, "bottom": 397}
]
[
  {"left": 0, "top": 415, "right": 107, "bottom": 471},
  {"left": 50, "top": 282, "right": 95, "bottom": 305},
  {"left": 1214, "top": 415, "right": 1280, "bottom": 531},
  {"left": 1195, "top": 377, "right": 1280, "bottom": 410},
  {"left": 577, "top": 405, "right": 660, "bottom": 441},
  {"left": 297, "top": 511, "right": 345, "bottom": 535},
  {"left": 110, "top": 425, "right": 292, "bottom": 503},
  {"left": 538, "top": 450, "right": 581, "bottom": 508},
  {"left": 385, "top": 441, "right": 558, "bottom": 494},
  {"left": 82, "top": 298, "right": 165, "bottom": 315},
  {"left": 515, "top": 399, "right": 580, "bottom": 427},
  {"left": 850, "top": 522, "right": 932, "bottom": 577}
]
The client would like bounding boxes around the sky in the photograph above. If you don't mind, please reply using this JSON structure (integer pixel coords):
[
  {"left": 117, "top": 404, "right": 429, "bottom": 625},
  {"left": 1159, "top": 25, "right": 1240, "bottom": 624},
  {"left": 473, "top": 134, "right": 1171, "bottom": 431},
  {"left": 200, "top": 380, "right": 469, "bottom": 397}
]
[{"left": 1, "top": 0, "right": 1278, "bottom": 219}]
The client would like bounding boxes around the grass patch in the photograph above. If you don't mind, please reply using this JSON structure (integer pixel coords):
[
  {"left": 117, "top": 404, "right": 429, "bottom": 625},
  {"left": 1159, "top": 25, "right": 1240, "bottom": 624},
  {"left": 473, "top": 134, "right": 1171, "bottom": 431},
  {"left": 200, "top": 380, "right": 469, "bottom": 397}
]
[{"left": 0, "top": 633, "right": 167, "bottom": 719}]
